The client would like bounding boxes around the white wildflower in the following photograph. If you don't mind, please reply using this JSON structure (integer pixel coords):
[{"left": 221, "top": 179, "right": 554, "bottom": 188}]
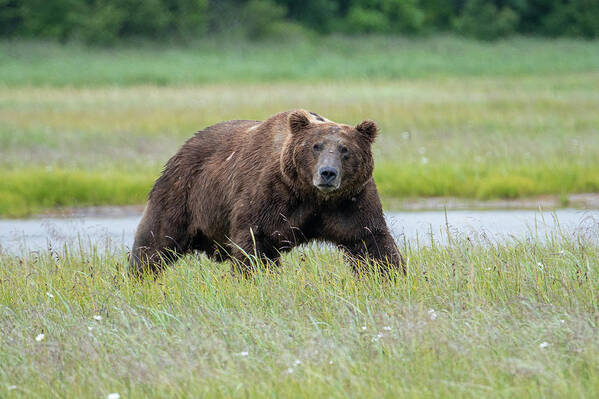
[
  {"left": 428, "top": 309, "right": 437, "bottom": 320},
  {"left": 329, "top": 360, "right": 334, "bottom": 365},
  {"left": 286, "top": 368, "right": 294, "bottom": 374},
  {"left": 46, "top": 292, "right": 54, "bottom": 298},
  {"left": 421, "top": 156, "right": 429, "bottom": 165},
  {"left": 35, "top": 333, "right": 45, "bottom": 342},
  {"left": 237, "top": 351, "right": 249, "bottom": 357},
  {"left": 8, "top": 385, "right": 17, "bottom": 391},
  {"left": 539, "top": 342, "right": 550, "bottom": 349},
  {"left": 293, "top": 359, "right": 302, "bottom": 366},
  {"left": 537, "top": 262, "right": 545, "bottom": 271},
  {"left": 371, "top": 333, "right": 384, "bottom": 342},
  {"left": 383, "top": 326, "right": 392, "bottom": 331},
  {"left": 87, "top": 326, "right": 94, "bottom": 331},
  {"left": 93, "top": 315, "right": 103, "bottom": 321},
  {"left": 559, "top": 319, "right": 565, "bottom": 324},
  {"left": 107, "top": 393, "right": 120, "bottom": 399},
  {"left": 361, "top": 326, "right": 367, "bottom": 331}
]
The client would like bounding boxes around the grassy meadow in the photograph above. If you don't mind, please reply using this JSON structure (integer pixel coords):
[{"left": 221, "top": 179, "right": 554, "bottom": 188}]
[
  {"left": 1, "top": 229, "right": 598, "bottom": 397},
  {"left": 1, "top": 36, "right": 599, "bottom": 216},
  {"left": 1, "top": 36, "right": 599, "bottom": 398}
]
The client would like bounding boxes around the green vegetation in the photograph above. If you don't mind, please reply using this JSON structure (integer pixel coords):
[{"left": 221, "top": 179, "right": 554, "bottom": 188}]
[
  {"left": 2, "top": 5, "right": 598, "bottom": 397},
  {"left": 1, "top": 229, "right": 598, "bottom": 397},
  {"left": 2, "top": 37, "right": 599, "bottom": 86},
  {"left": 1, "top": 37, "right": 598, "bottom": 217},
  {"left": 2, "top": 0, "right": 599, "bottom": 43},
  {"left": 0, "top": 170, "right": 153, "bottom": 217}
]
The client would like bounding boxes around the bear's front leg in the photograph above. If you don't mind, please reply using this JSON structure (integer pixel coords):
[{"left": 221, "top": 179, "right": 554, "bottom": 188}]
[
  {"left": 342, "top": 230, "right": 405, "bottom": 276},
  {"left": 321, "top": 181, "right": 405, "bottom": 277}
]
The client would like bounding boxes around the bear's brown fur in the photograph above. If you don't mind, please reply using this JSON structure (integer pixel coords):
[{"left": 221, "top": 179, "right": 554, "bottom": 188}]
[{"left": 130, "top": 110, "right": 403, "bottom": 276}]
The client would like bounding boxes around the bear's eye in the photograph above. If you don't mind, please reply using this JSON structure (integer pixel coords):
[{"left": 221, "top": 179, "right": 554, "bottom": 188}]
[
  {"left": 313, "top": 143, "right": 323, "bottom": 151},
  {"left": 339, "top": 146, "right": 349, "bottom": 154}
]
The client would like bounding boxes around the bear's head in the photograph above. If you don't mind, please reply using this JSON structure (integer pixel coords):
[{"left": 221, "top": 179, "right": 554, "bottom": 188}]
[{"left": 282, "top": 110, "right": 377, "bottom": 198}]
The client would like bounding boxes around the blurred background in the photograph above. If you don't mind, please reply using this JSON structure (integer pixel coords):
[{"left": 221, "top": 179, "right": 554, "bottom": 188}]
[
  {"left": 2, "top": 0, "right": 599, "bottom": 43},
  {"left": 1, "top": 0, "right": 598, "bottom": 218}
]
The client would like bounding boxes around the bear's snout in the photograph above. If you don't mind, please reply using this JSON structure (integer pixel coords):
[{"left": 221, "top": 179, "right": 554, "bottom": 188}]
[
  {"left": 319, "top": 167, "right": 338, "bottom": 184},
  {"left": 314, "top": 164, "right": 341, "bottom": 192}
]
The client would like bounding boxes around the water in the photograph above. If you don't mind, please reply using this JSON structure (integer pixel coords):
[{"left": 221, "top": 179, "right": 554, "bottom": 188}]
[{"left": 0, "top": 209, "right": 597, "bottom": 255}]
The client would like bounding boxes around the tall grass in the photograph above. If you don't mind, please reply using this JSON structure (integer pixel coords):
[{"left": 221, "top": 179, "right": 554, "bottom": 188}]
[{"left": 1, "top": 227, "right": 598, "bottom": 397}]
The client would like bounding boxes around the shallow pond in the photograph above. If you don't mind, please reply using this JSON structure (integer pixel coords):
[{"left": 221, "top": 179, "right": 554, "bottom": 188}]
[{"left": 0, "top": 209, "right": 597, "bottom": 255}]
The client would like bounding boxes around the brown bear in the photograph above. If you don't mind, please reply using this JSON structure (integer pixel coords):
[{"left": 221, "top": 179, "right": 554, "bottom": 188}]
[{"left": 130, "top": 110, "right": 404, "bottom": 276}]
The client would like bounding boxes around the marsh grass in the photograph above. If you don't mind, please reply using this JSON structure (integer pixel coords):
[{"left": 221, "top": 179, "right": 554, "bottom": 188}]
[
  {"left": 1, "top": 73, "right": 599, "bottom": 216},
  {"left": 1, "top": 35, "right": 597, "bottom": 397},
  {"left": 0, "top": 169, "right": 154, "bottom": 217},
  {"left": 1, "top": 226, "right": 598, "bottom": 397}
]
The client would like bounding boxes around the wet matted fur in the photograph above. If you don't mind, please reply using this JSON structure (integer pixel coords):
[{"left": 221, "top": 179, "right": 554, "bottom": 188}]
[{"left": 130, "top": 110, "right": 404, "bottom": 276}]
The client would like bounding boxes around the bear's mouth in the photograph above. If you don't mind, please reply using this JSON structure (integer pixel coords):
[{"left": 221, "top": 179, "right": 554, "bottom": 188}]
[{"left": 316, "top": 183, "right": 338, "bottom": 192}]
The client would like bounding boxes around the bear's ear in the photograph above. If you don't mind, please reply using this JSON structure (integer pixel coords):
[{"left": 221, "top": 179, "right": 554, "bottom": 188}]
[
  {"left": 355, "top": 120, "right": 378, "bottom": 143},
  {"left": 289, "top": 110, "right": 311, "bottom": 135}
]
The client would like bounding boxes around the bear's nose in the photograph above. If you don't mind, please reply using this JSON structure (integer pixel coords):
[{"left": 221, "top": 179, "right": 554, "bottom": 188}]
[{"left": 319, "top": 167, "right": 338, "bottom": 184}]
